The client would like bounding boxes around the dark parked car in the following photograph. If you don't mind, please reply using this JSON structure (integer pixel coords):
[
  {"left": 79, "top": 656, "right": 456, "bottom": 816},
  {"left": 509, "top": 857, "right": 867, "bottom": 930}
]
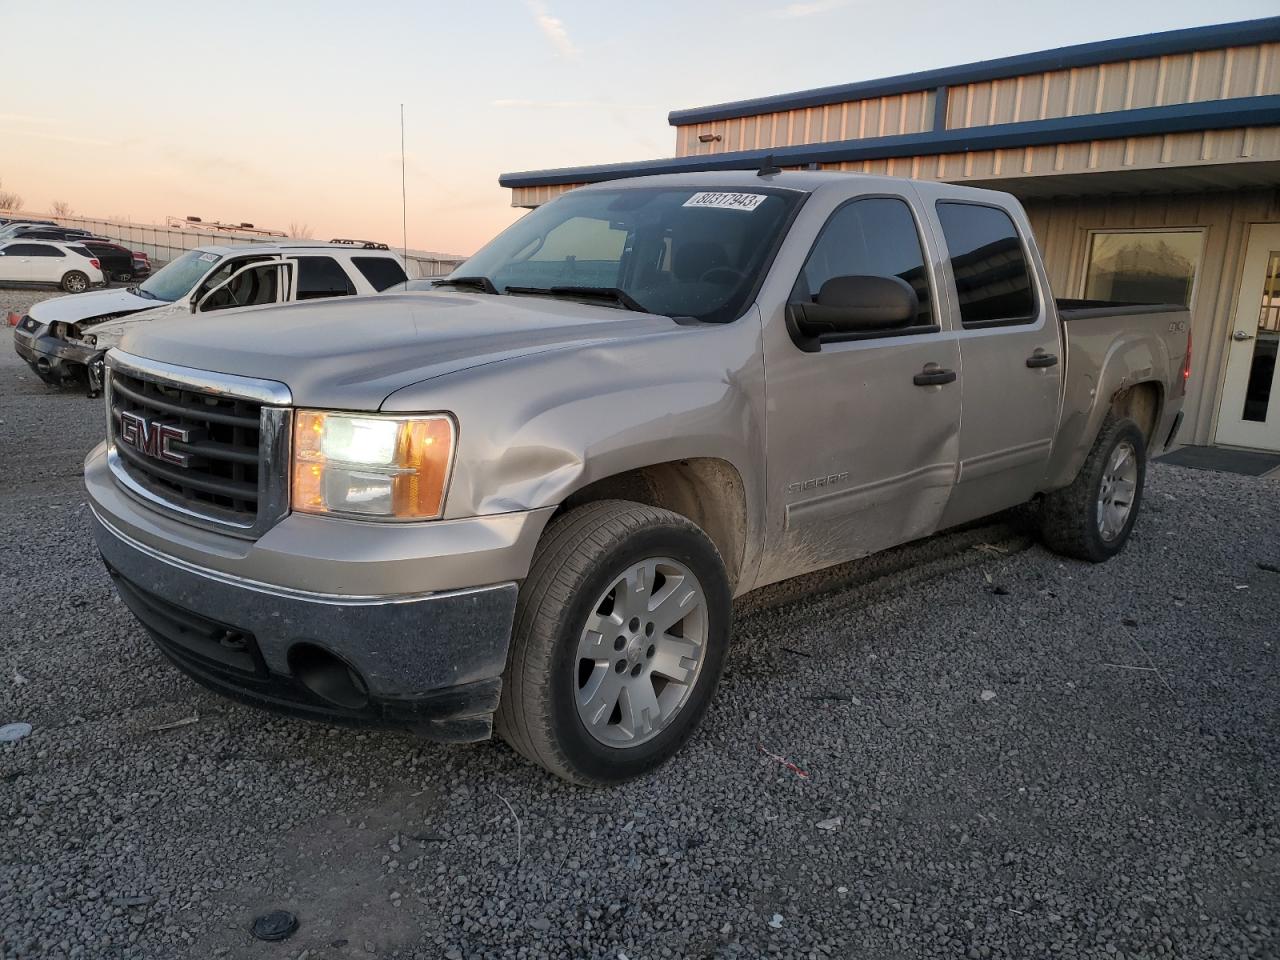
[
  {"left": 0, "top": 217, "right": 55, "bottom": 229},
  {"left": 76, "top": 240, "right": 143, "bottom": 282},
  {"left": 3, "top": 226, "right": 102, "bottom": 243}
]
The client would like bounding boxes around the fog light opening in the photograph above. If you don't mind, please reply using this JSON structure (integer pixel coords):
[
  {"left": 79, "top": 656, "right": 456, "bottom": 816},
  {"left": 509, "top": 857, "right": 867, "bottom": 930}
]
[{"left": 288, "top": 643, "right": 369, "bottom": 710}]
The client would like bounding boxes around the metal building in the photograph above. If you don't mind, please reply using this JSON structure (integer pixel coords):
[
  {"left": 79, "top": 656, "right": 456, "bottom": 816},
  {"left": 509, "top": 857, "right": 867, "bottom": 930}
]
[{"left": 499, "top": 17, "right": 1280, "bottom": 455}]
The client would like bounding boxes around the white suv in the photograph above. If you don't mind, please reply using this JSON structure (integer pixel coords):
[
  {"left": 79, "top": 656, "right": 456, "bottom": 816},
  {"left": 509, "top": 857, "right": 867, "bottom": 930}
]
[
  {"left": 13, "top": 240, "right": 408, "bottom": 389},
  {"left": 0, "top": 239, "right": 106, "bottom": 293}
]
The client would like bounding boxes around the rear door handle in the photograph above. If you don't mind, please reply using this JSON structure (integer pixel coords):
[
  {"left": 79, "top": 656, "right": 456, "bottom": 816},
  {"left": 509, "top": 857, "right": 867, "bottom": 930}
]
[
  {"left": 1026, "top": 350, "right": 1059, "bottom": 368},
  {"left": 914, "top": 363, "right": 957, "bottom": 386}
]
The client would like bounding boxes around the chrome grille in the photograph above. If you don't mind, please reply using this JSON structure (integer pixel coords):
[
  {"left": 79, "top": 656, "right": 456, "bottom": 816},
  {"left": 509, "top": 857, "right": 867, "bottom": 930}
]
[{"left": 104, "top": 351, "right": 292, "bottom": 538}]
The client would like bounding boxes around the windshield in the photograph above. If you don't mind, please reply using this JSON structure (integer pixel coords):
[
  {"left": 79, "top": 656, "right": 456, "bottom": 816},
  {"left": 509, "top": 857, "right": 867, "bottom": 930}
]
[
  {"left": 137, "top": 249, "right": 223, "bottom": 302},
  {"left": 451, "top": 186, "right": 803, "bottom": 322}
]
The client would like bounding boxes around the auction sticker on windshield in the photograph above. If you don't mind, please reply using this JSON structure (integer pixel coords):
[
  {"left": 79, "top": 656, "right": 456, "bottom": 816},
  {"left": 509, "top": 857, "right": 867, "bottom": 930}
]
[{"left": 682, "top": 192, "right": 767, "bottom": 212}]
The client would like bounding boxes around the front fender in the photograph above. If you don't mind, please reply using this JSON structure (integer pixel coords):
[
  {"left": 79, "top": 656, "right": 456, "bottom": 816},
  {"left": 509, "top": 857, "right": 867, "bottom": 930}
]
[{"left": 380, "top": 314, "right": 767, "bottom": 526}]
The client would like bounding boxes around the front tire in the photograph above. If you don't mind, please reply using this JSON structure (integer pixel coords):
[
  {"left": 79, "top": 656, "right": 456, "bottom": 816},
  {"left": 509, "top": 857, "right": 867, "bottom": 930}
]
[
  {"left": 496, "top": 500, "right": 731, "bottom": 785},
  {"left": 1040, "top": 415, "right": 1147, "bottom": 562},
  {"left": 61, "top": 271, "right": 89, "bottom": 293}
]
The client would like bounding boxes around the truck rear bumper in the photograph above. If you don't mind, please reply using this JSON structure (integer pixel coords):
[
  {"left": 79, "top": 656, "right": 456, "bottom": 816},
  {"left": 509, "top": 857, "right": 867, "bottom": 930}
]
[{"left": 91, "top": 501, "right": 520, "bottom": 743}]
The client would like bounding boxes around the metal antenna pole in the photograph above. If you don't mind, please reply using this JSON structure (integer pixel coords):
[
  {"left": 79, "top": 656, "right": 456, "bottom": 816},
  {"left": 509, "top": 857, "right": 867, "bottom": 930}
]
[{"left": 400, "top": 103, "right": 408, "bottom": 268}]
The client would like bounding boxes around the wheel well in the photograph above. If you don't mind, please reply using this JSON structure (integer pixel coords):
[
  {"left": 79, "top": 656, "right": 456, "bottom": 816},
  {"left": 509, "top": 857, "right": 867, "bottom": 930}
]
[
  {"left": 1111, "top": 381, "right": 1161, "bottom": 444},
  {"left": 558, "top": 458, "right": 748, "bottom": 588}
]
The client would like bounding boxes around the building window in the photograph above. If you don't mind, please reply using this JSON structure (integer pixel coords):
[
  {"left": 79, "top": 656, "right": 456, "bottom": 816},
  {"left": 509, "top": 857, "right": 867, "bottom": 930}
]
[{"left": 1084, "top": 230, "right": 1204, "bottom": 307}]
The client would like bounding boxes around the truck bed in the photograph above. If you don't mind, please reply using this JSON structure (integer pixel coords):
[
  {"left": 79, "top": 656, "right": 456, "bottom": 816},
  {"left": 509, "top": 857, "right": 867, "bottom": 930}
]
[{"left": 1044, "top": 299, "right": 1191, "bottom": 488}]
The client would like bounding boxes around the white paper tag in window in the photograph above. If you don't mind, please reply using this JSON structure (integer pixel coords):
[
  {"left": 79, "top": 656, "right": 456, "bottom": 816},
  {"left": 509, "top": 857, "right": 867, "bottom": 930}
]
[
  {"left": 198, "top": 253, "right": 219, "bottom": 262},
  {"left": 682, "top": 192, "right": 767, "bottom": 212}
]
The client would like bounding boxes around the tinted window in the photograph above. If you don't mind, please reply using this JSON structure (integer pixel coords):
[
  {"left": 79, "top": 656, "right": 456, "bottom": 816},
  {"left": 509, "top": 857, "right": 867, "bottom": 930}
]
[
  {"left": 297, "top": 256, "right": 356, "bottom": 299},
  {"left": 352, "top": 256, "right": 408, "bottom": 292},
  {"left": 936, "top": 202, "right": 1036, "bottom": 326},
  {"left": 8, "top": 243, "right": 64, "bottom": 257},
  {"left": 795, "top": 197, "right": 934, "bottom": 330}
]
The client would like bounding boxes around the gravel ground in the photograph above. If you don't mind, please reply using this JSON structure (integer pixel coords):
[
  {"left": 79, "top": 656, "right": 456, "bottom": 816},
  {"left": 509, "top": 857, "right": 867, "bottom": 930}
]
[{"left": 1, "top": 286, "right": 1278, "bottom": 960}]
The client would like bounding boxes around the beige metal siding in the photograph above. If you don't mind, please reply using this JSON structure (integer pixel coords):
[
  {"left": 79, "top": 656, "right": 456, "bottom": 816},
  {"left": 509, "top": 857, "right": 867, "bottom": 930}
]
[
  {"left": 671, "top": 41, "right": 1280, "bottom": 156},
  {"left": 511, "top": 183, "right": 582, "bottom": 207},
  {"left": 946, "top": 42, "right": 1280, "bottom": 129},
  {"left": 1024, "top": 188, "right": 1280, "bottom": 448},
  {"left": 676, "top": 89, "right": 937, "bottom": 156},
  {"left": 816, "top": 126, "right": 1280, "bottom": 184}
]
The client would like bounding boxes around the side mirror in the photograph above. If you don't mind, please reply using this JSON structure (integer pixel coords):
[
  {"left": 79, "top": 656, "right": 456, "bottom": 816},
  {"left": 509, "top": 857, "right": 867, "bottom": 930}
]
[{"left": 788, "top": 275, "right": 919, "bottom": 350}]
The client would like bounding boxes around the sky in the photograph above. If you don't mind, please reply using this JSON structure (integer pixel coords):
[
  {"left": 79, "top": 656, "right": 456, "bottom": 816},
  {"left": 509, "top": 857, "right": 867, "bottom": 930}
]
[{"left": 1, "top": 0, "right": 1275, "bottom": 256}]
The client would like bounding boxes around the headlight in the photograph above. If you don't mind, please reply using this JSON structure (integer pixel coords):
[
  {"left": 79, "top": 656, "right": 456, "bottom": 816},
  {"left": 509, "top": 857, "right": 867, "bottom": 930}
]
[
  {"left": 83, "top": 334, "right": 97, "bottom": 346},
  {"left": 291, "top": 411, "right": 455, "bottom": 520}
]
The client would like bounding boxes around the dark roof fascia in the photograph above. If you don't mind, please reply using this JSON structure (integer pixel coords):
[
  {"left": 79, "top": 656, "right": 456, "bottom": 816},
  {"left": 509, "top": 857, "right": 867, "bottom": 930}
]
[{"left": 499, "top": 94, "right": 1280, "bottom": 189}]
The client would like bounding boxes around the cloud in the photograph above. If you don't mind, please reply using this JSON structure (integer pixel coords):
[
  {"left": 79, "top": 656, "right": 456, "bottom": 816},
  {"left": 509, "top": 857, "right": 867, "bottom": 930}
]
[
  {"left": 770, "top": 0, "right": 850, "bottom": 18},
  {"left": 491, "top": 99, "right": 658, "bottom": 111},
  {"left": 525, "top": 1, "right": 578, "bottom": 58}
]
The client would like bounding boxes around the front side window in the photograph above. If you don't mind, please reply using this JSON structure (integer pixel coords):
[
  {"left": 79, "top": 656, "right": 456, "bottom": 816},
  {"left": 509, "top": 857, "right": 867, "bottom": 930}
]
[
  {"left": 936, "top": 202, "right": 1037, "bottom": 326},
  {"left": 353, "top": 256, "right": 408, "bottom": 291},
  {"left": 297, "top": 256, "right": 356, "bottom": 299},
  {"left": 1084, "top": 230, "right": 1203, "bottom": 307},
  {"left": 199, "top": 263, "right": 282, "bottom": 312},
  {"left": 795, "top": 196, "right": 935, "bottom": 330},
  {"left": 138, "top": 249, "right": 224, "bottom": 302},
  {"left": 453, "top": 186, "right": 804, "bottom": 323}
]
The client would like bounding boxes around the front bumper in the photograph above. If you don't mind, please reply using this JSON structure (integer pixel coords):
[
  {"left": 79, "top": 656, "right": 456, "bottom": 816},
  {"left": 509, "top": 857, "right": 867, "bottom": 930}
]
[
  {"left": 85, "top": 441, "right": 555, "bottom": 741},
  {"left": 93, "top": 506, "right": 519, "bottom": 741},
  {"left": 20, "top": 331, "right": 96, "bottom": 385}
]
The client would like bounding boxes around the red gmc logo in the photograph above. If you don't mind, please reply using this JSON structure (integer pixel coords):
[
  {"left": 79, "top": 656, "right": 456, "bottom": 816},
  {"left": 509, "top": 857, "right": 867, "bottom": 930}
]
[{"left": 118, "top": 411, "right": 191, "bottom": 467}]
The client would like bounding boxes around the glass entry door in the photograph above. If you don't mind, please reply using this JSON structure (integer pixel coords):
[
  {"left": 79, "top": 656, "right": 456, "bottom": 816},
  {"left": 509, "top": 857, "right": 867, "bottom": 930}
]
[{"left": 1216, "top": 224, "right": 1280, "bottom": 451}]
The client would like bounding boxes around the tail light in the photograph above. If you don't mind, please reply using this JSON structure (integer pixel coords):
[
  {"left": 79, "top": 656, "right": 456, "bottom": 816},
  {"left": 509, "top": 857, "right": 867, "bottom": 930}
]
[
  {"left": 89, "top": 258, "right": 101, "bottom": 269},
  {"left": 1180, "top": 330, "right": 1192, "bottom": 396}
]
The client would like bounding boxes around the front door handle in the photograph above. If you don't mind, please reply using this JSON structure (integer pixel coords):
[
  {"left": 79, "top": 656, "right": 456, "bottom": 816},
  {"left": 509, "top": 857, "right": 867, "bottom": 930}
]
[
  {"left": 1026, "top": 350, "right": 1059, "bottom": 368},
  {"left": 914, "top": 363, "right": 957, "bottom": 386},
  {"left": 1233, "top": 330, "right": 1256, "bottom": 342}
]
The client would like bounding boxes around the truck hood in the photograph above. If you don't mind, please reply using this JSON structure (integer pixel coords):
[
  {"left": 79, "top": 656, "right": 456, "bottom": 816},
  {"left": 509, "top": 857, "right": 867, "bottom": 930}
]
[
  {"left": 117, "top": 291, "right": 679, "bottom": 409},
  {"left": 29, "top": 287, "right": 161, "bottom": 326}
]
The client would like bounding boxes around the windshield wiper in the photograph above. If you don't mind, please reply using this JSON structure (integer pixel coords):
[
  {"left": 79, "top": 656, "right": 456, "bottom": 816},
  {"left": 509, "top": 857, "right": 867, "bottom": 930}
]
[
  {"left": 505, "top": 285, "right": 651, "bottom": 314},
  {"left": 432, "top": 275, "right": 499, "bottom": 295}
]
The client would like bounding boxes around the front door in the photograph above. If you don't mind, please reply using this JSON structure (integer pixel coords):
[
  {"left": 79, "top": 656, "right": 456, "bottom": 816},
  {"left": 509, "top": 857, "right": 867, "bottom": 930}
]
[
  {"left": 1216, "top": 224, "right": 1280, "bottom": 451},
  {"left": 759, "top": 193, "right": 962, "bottom": 587}
]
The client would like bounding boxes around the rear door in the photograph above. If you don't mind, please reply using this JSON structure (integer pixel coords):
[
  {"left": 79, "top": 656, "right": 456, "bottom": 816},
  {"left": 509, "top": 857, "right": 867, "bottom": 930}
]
[
  {"left": 18, "top": 243, "right": 67, "bottom": 282},
  {"left": 760, "top": 191, "right": 962, "bottom": 584},
  {"left": 927, "top": 199, "right": 1063, "bottom": 528}
]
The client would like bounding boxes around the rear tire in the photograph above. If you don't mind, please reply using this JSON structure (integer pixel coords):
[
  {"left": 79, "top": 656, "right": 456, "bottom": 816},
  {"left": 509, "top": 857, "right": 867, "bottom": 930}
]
[
  {"left": 496, "top": 500, "right": 731, "bottom": 785},
  {"left": 1040, "top": 415, "right": 1147, "bottom": 562},
  {"left": 61, "top": 271, "right": 89, "bottom": 293}
]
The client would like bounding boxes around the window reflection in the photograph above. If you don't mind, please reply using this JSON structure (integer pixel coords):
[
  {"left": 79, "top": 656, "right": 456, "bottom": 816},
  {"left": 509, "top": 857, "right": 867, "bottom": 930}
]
[{"left": 1084, "top": 231, "right": 1203, "bottom": 308}]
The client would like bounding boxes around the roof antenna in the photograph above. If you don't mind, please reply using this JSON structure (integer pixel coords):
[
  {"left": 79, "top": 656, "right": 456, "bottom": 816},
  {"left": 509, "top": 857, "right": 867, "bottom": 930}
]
[
  {"left": 757, "top": 154, "right": 783, "bottom": 177},
  {"left": 400, "top": 103, "right": 409, "bottom": 269}
]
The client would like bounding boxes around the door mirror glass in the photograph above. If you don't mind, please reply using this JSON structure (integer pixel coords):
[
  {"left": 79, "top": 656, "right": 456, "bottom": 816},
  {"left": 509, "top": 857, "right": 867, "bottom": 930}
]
[{"left": 790, "top": 275, "right": 919, "bottom": 341}]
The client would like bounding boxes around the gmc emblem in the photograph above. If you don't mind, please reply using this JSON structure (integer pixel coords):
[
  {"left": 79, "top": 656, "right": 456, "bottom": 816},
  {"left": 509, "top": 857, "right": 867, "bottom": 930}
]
[{"left": 118, "top": 411, "right": 191, "bottom": 467}]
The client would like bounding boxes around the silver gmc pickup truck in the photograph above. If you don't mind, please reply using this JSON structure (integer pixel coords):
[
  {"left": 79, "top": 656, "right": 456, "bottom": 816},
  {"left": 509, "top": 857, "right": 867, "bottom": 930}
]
[{"left": 84, "top": 171, "right": 1192, "bottom": 784}]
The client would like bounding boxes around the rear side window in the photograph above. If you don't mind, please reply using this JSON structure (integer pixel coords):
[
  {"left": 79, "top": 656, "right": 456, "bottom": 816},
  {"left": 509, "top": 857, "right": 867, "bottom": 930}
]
[
  {"left": 936, "top": 202, "right": 1037, "bottom": 326},
  {"left": 69, "top": 246, "right": 94, "bottom": 257},
  {"left": 8, "top": 243, "right": 64, "bottom": 257},
  {"left": 352, "top": 256, "right": 408, "bottom": 292},
  {"left": 794, "top": 196, "right": 935, "bottom": 331},
  {"left": 297, "top": 256, "right": 357, "bottom": 299}
]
